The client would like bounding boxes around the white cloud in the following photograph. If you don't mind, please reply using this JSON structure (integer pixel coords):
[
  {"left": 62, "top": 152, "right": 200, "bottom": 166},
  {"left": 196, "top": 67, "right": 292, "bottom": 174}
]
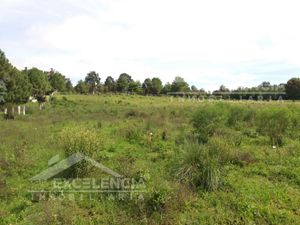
[{"left": 1, "top": 0, "right": 300, "bottom": 90}]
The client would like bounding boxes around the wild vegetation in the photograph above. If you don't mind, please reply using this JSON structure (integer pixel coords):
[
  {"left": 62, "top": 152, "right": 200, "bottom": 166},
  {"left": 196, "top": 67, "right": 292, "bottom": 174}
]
[
  {"left": 1, "top": 94, "right": 300, "bottom": 224},
  {"left": 1, "top": 49, "right": 300, "bottom": 224}
]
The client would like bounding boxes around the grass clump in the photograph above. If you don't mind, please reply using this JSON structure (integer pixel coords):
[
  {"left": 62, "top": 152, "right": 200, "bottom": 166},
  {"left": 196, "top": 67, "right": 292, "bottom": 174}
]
[
  {"left": 257, "top": 107, "right": 291, "bottom": 147},
  {"left": 175, "top": 140, "right": 221, "bottom": 191},
  {"left": 192, "top": 104, "right": 227, "bottom": 143}
]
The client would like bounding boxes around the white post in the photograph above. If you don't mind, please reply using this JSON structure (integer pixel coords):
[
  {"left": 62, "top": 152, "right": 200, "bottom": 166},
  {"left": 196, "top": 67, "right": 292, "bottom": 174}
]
[
  {"left": 22, "top": 105, "right": 26, "bottom": 115},
  {"left": 18, "top": 106, "right": 21, "bottom": 115},
  {"left": 4, "top": 108, "right": 7, "bottom": 114}
]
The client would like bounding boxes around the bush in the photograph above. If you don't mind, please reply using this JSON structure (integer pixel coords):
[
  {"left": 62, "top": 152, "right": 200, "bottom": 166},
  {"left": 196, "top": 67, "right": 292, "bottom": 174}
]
[
  {"left": 59, "top": 125, "right": 102, "bottom": 177},
  {"left": 227, "top": 105, "right": 255, "bottom": 128},
  {"left": 257, "top": 107, "right": 291, "bottom": 147},
  {"left": 175, "top": 141, "right": 221, "bottom": 191},
  {"left": 192, "top": 104, "right": 227, "bottom": 143},
  {"left": 207, "top": 136, "right": 236, "bottom": 165},
  {"left": 146, "top": 187, "right": 170, "bottom": 214}
]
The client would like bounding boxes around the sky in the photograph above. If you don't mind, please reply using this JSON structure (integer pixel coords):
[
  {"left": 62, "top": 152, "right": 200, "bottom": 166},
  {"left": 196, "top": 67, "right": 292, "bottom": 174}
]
[{"left": 0, "top": 0, "right": 300, "bottom": 91}]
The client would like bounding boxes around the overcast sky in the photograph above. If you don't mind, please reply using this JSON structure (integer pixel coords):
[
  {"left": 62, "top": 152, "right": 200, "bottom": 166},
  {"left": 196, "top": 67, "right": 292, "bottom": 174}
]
[{"left": 0, "top": 0, "right": 299, "bottom": 91}]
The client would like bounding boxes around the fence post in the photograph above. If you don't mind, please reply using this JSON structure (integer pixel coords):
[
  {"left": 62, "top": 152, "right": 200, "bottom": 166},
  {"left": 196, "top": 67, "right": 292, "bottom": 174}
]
[{"left": 22, "top": 105, "right": 26, "bottom": 115}]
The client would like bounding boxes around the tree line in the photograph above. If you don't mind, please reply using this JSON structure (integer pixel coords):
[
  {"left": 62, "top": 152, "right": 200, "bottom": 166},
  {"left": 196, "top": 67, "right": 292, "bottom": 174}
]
[
  {"left": 1, "top": 49, "right": 300, "bottom": 107},
  {"left": 73, "top": 72, "right": 300, "bottom": 101},
  {"left": 0, "top": 50, "right": 72, "bottom": 106},
  {"left": 74, "top": 73, "right": 192, "bottom": 95}
]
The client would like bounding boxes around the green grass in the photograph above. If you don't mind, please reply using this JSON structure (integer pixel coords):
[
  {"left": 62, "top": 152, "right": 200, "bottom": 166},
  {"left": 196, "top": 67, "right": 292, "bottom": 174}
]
[{"left": 1, "top": 94, "right": 300, "bottom": 224}]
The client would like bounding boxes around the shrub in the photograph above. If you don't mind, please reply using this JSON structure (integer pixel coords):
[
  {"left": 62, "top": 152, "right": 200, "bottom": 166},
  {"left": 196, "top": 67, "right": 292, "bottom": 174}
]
[
  {"left": 146, "top": 187, "right": 170, "bottom": 214},
  {"left": 175, "top": 141, "right": 221, "bottom": 191},
  {"left": 127, "top": 182, "right": 172, "bottom": 222},
  {"left": 192, "top": 104, "right": 227, "bottom": 143},
  {"left": 59, "top": 125, "right": 102, "bottom": 177},
  {"left": 207, "top": 136, "right": 236, "bottom": 165},
  {"left": 227, "top": 105, "right": 255, "bottom": 128},
  {"left": 257, "top": 107, "right": 291, "bottom": 147}
]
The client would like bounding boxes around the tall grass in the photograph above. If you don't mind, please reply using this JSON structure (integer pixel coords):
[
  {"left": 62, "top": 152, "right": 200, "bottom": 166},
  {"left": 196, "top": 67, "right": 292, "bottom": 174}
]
[
  {"left": 59, "top": 124, "right": 102, "bottom": 177},
  {"left": 175, "top": 141, "right": 221, "bottom": 191},
  {"left": 257, "top": 107, "right": 291, "bottom": 146}
]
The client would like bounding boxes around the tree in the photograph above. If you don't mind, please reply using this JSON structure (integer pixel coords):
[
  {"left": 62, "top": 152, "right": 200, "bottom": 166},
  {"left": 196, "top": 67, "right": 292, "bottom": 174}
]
[
  {"left": 128, "top": 81, "right": 142, "bottom": 94},
  {"left": 26, "top": 68, "right": 51, "bottom": 97},
  {"left": 285, "top": 78, "right": 300, "bottom": 100},
  {"left": 48, "top": 69, "right": 67, "bottom": 92},
  {"left": 104, "top": 76, "right": 115, "bottom": 92},
  {"left": 0, "top": 80, "right": 6, "bottom": 105},
  {"left": 0, "top": 50, "right": 31, "bottom": 104},
  {"left": 142, "top": 78, "right": 152, "bottom": 95},
  {"left": 219, "top": 85, "right": 229, "bottom": 92},
  {"left": 0, "top": 49, "right": 12, "bottom": 105},
  {"left": 75, "top": 80, "right": 89, "bottom": 94},
  {"left": 151, "top": 77, "right": 163, "bottom": 95},
  {"left": 25, "top": 68, "right": 51, "bottom": 109},
  {"left": 116, "top": 73, "right": 133, "bottom": 92},
  {"left": 191, "top": 85, "right": 198, "bottom": 92},
  {"left": 65, "top": 78, "right": 74, "bottom": 93},
  {"left": 6, "top": 69, "right": 32, "bottom": 104},
  {"left": 161, "top": 82, "right": 172, "bottom": 94},
  {"left": 85, "top": 71, "right": 100, "bottom": 94},
  {"left": 0, "top": 49, "right": 12, "bottom": 81},
  {"left": 171, "top": 76, "right": 190, "bottom": 92}
]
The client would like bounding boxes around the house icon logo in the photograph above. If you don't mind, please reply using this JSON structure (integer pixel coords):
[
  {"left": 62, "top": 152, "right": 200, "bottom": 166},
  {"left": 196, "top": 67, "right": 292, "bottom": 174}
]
[
  {"left": 28, "top": 153, "right": 146, "bottom": 202},
  {"left": 30, "top": 153, "right": 123, "bottom": 181}
]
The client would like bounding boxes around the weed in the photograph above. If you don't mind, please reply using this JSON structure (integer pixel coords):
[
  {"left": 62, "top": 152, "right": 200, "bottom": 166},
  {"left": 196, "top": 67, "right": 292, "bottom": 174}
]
[{"left": 59, "top": 124, "right": 102, "bottom": 177}]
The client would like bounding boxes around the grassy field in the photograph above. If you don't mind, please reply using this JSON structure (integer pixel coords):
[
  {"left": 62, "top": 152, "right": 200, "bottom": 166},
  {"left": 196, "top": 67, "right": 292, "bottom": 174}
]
[{"left": 1, "top": 94, "right": 300, "bottom": 224}]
